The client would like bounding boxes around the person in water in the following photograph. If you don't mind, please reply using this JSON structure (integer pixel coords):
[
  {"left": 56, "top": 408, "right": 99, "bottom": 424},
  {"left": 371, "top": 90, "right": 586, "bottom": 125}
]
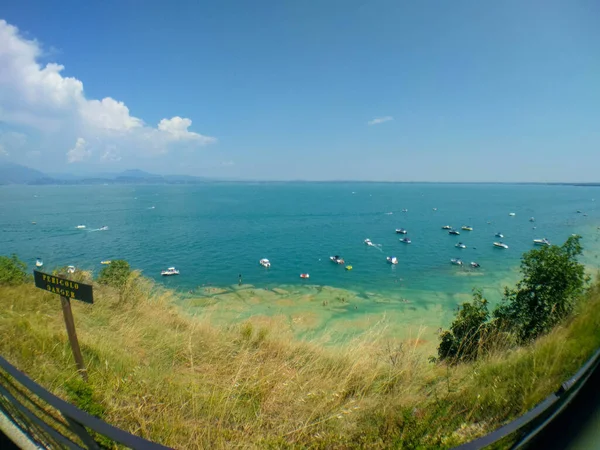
[{"left": 238, "top": 274, "right": 242, "bottom": 286}]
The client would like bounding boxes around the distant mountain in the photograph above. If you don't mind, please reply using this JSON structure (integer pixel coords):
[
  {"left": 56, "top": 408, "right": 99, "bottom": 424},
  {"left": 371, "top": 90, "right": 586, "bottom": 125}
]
[
  {"left": 0, "top": 163, "right": 217, "bottom": 185},
  {"left": 0, "top": 163, "right": 48, "bottom": 184}
]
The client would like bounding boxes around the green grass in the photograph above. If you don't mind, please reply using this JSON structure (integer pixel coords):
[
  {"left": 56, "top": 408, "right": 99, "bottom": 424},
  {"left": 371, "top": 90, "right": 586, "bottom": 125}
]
[{"left": 1, "top": 272, "right": 599, "bottom": 449}]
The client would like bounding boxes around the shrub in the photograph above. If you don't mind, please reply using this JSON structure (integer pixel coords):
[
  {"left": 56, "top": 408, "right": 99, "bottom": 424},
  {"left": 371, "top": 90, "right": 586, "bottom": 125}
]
[
  {"left": 494, "top": 235, "right": 588, "bottom": 343},
  {"left": 97, "top": 260, "right": 131, "bottom": 289},
  {"left": 0, "top": 254, "right": 28, "bottom": 286}
]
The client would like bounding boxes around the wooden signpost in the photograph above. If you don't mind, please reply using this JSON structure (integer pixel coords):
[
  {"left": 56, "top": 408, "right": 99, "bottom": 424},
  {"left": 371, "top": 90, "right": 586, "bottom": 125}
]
[{"left": 33, "top": 271, "right": 94, "bottom": 381}]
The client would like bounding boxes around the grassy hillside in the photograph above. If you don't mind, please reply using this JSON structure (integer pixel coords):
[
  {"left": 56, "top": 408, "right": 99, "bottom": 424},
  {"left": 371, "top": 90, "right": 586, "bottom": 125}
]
[{"left": 1, "top": 272, "right": 599, "bottom": 449}]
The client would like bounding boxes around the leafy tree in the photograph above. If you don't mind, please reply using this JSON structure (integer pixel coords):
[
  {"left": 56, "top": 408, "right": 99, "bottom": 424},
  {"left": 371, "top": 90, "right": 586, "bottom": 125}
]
[
  {"left": 0, "top": 254, "right": 28, "bottom": 286},
  {"left": 494, "top": 235, "right": 588, "bottom": 343},
  {"left": 97, "top": 260, "right": 131, "bottom": 289},
  {"left": 438, "top": 290, "right": 491, "bottom": 363}
]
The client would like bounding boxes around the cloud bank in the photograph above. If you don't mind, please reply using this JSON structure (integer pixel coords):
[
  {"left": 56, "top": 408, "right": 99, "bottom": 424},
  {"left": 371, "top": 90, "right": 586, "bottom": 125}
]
[
  {"left": 367, "top": 116, "right": 393, "bottom": 126},
  {"left": 0, "top": 19, "right": 216, "bottom": 165}
]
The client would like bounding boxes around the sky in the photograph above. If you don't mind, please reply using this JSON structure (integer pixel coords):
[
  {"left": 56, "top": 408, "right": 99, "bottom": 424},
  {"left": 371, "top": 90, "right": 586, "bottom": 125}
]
[{"left": 0, "top": 0, "right": 599, "bottom": 182}]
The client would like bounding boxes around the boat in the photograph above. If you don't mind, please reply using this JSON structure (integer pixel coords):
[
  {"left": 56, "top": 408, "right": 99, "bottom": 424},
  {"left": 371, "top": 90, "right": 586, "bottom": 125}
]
[
  {"left": 529, "top": 217, "right": 535, "bottom": 222},
  {"left": 493, "top": 242, "right": 509, "bottom": 249},
  {"left": 76, "top": 225, "right": 86, "bottom": 229},
  {"left": 345, "top": 265, "right": 353, "bottom": 271},
  {"left": 161, "top": 267, "right": 180, "bottom": 276},
  {"left": 455, "top": 242, "right": 466, "bottom": 249},
  {"left": 509, "top": 213, "right": 516, "bottom": 216},
  {"left": 35, "top": 258, "right": 43, "bottom": 267},
  {"left": 442, "top": 225, "right": 452, "bottom": 230},
  {"left": 395, "top": 228, "right": 408, "bottom": 234},
  {"left": 67, "top": 265, "right": 76, "bottom": 274},
  {"left": 461, "top": 226, "right": 473, "bottom": 231},
  {"left": 495, "top": 232, "right": 504, "bottom": 238},
  {"left": 433, "top": 208, "right": 437, "bottom": 211},
  {"left": 300, "top": 273, "right": 310, "bottom": 279},
  {"left": 386, "top": 256, "right": 398, "bottom": 265},
  {"left": 100, "top": 260, "right": 111, "bottom": 265},
  {"left": 450, "top": 258, "right": 463, "bottom": 266},
  {"left": 449, "top": 230, "right": 460, "bottom": 235},
  {"left": 259, "top": 258, "right": 271, "bottom": 268},
  {"left": 99, "top": 226, "right": 109, "bottom": 231},
  {"left": 364, "top": 238, "right": 374, "bottom": 246},
  {"left": 576, "top": 210, "right": 582, "bottom": 214},
  {"left": 402, "top": 209, "right": 408, "bottom": 213},
  {"left": 533, "top": 238, "right": 551, "bottom": 246},
  {"left": 399, "top": 238, "right": 411, "bottom": 244},
  {"left": 329, "top": 256, "right": 345, "bottom": 264},
  {"left": 470, "top": 262, "right": 480, "bottom": 268},
  {"left": 31, "top": 221, "right": 36, "bottom": 225}
]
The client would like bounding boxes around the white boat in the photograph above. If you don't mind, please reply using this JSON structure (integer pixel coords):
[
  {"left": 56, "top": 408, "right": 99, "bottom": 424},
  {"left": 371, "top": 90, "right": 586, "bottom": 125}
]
[
  {"left": 493, "top": 242, "right": 509, "bottom": 249},
  {"left": 399, "top": 238, "right": 411, "bottom": 244},
  {"left": 533, "top": 238, "right": 551, "bottom": 246},
  {"left": 449, "top": 230, "right": 460, "bottom": 235},
  {"left": 35, "top": 258, "right": 43, "bottom": 267},
  {"left": 387, "top": 256, "right": 398, "bottom": 265},
  {"left": 442, "top": 225, "right": 452, "bottom": 230},
  {"left": 455, "top": 242, "right": 466, "bottom": 249},
  {"left": 329, "top": 256, "right": 345, "bottom": 264},
  {"left": 495, "top": 232, "right": 504, "bottom": 238},
  {"left": 300, "top": 273, "right": 310, "bottom": 279},
  {"left": 402, "top": 209, "right": 408, "bottom": 213},
  {"left": 259, "top": 258, "right": 271, "bottom": 268},
  {"left": 364, "top": 238, "right": 374, "bottom": 246},
  {"left": 470, "top": 262, "right": 480, "bottom": 268},
  {"left": 99, "top": 226, "right": 109, "bottom": 231},
  {"left": 461, "top": 226, "right": 473, "bottom": 231},
  {"left": 76, "top": 225, "right": 86, "bottom": 229},
  {"left": 450, "top": 258, "right": 463, "bottom": 266},
  {"left": 101, "top": 260, "right": 111, "bottom": 265},
  {"left": 509, "top": 212, "right": 516, "bottom": 216},
  {"left": 529, "top": 217, "right": 535, "bottom": 222},
  {"left": 433, "top": 208, "right": 437, "bottom": 211},
  {"left": 161, "top": 267, "right": 180, "bottom": 276},
  {"left": 396, "top": 228, "right": 408, "bottom": 234},
  {"left": 67, "top": 265, "right": 76, "bottom": 274}
]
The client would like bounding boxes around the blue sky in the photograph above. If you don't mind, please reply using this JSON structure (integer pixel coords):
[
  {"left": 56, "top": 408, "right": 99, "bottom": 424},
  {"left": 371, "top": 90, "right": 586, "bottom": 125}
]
[{"left": 0, "top": 0, "right": 599, "bottom": 181}]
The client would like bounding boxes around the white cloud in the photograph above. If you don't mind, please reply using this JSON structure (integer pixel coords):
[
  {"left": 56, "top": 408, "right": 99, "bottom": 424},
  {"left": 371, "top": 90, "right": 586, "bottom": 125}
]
[
  {"left": 101, "top": 145, "right": 122, "bottom": 162},
  {"left": 0, "top": 19, "right": 217, "bottom": 163},
  {"left": 66, "top": 137, "right": 90, "bottom": 163},
  {"left": 0, "top": 144, "right": 7, "bottom": 156},
  {"left": 367, "top": 116, "right": 393, "bottom": 126}
]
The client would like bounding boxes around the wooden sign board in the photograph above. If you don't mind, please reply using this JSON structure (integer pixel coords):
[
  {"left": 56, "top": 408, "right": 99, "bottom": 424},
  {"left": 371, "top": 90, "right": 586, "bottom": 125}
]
[{"left": 34, "top": 271, "right": 93, "bottom": 304}]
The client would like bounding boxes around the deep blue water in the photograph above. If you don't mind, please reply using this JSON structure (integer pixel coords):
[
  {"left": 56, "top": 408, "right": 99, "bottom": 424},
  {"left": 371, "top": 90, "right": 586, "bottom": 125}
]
[{"left": 1, "top": 183, "right": 599, "bottom": 303}]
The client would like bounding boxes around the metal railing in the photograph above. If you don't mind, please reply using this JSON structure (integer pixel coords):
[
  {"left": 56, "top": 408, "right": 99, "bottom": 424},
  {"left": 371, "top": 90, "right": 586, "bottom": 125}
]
[
  {"left": 454, "top": 347, "right": 600, "bottom": 449},
  {"left": 0, "top": 356, "right": 169, "bottom": 449}
]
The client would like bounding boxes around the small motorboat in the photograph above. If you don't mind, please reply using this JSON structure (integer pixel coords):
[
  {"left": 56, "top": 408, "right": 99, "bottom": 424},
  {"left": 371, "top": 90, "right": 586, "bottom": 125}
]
[
  {"left": 470, "top": 262, "right": 480, "bottom": 268},
  {"left": 399, "top": 238, "right": 411, "bottom": 244},
  {"left": 442, "top": 225, "right": 452, "bottom": 230},
  {"left": 576, "top": 210, "right": 582, "bottom": 214},
  {"left": 533, "top": 238, "right": 551, "bottom": 246},
  {"left": 161, "top": 267, "right": 180, "bottom": 276},
  {"left": 509, "top": 213, "right": 516, "bottom": 216},
  {"left": 76, "top": 225, "right": 86, "bottom": 229},
  {"left": 364, "top": 238, "right": 374, "bottom": 246},
  {"left": 402, "top": 209, "right": 408, "bottom": 213},
  {"left": 529, "top": 217, "right": 535, "bottom": 222},
  {"left": 455, "top": 242, "right": 466, "bottom": 249},
  {"left": 450, "top": 258, "right": 463, "bottom": 266},
  {"left": 330, "top": 256, "right": 345, "bottom": 264},
  {"left": 259, "top": 258, "right": 271, "bottom": 268},
  {"left": 99, "top": 226, "right": 109, "bottom": 231},
  {"left": 493, "top": 242, "right": 509, "bottom": 249},
  {"left": 300, "top": 273, "right": 310, "bottom": 279},
  {"left": 433, "top": 208, "right": 437, "bottom": 211},
  {"left": 100, "top": 260, "right": 111, "bottom": 265},
  {"left": 461, "top": 226, "right": 473, "bottom": 231},
  {"left": 495, "top": 232, "right": 504, "bottom": 238},
  {"left": 449, "top": 230, "right": 460, "bottom": 235},
  {"left": 31, "top": 221, "right": 37, "bottom": 225},
  {"left": 387, "top": 256, "right": 398, "bottom": 265},
  {"left": 67, "top": 265, "right": 76, "bottom": 274},
  {"left": 396, "top": 228, "right": 408, "bottom": 234},
  {"left": 35, "top": 258, "right": 43, "bottom": 267},
  {"left": 345, "top": 265, "right": 353, "bottom": 271}
]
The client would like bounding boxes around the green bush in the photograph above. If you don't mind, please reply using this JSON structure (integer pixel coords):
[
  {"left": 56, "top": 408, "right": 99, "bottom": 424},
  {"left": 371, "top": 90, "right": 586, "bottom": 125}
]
[
  {"left": 0, "top": 254, "right": 28, "bottom": 286},
  {"left": 97, "top": 260, "right": 131, "bottom": 289},
  {"left": 494, "top": 235, "right": 588, "bottom": 343},
  {"left": 438, "top": 289, "right": 491, "bottom": 363}
]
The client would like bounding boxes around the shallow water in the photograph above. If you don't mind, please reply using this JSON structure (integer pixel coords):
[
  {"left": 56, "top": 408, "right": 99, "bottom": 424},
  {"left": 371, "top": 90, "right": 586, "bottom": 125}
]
[{"left": 1, "top": 183, "right": 599, "bottom": 344}]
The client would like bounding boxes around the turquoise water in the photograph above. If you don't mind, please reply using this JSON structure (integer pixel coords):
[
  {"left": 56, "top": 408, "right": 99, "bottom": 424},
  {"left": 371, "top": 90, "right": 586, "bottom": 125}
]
[{"left": 1, "top": 183, "right": 599, "bottom": 313}]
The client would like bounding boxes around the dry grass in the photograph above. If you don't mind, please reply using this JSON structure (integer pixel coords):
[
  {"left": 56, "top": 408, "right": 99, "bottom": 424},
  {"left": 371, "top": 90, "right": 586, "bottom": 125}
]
[{"left": 1, "top": 272, "right": 599, "bottom": 449}]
